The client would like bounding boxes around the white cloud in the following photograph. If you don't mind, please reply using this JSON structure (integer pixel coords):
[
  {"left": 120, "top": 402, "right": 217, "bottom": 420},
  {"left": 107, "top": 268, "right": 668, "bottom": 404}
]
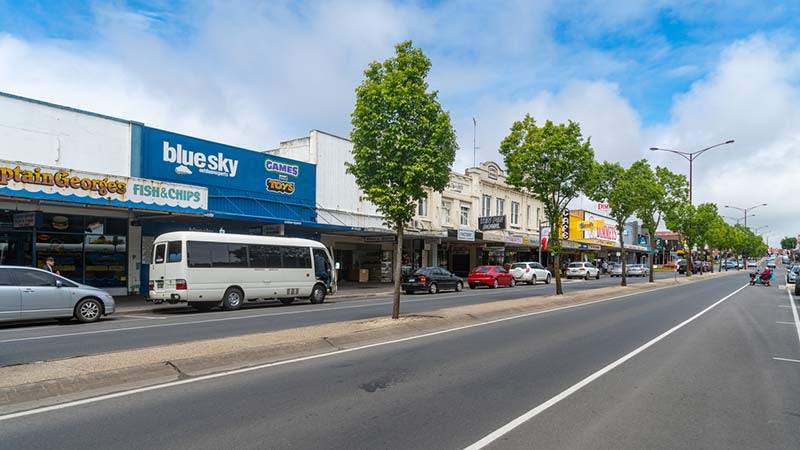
[{"left": 0, "top": 3, "right": 797, "bottom": 243}]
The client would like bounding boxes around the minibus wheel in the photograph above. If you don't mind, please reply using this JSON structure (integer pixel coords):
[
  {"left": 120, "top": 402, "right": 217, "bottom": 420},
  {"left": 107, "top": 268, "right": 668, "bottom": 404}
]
[
  {"left": 310, "top": 284, "right": 326, "bottom": 304},
  {"left": 222, "top": 287, "right": 244, "bottom": 311}
]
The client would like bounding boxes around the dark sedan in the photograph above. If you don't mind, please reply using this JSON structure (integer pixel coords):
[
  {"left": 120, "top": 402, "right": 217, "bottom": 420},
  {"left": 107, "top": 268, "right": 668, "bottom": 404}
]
[{"left": 402, "top": 267, "right": 464, "bottom": 294}]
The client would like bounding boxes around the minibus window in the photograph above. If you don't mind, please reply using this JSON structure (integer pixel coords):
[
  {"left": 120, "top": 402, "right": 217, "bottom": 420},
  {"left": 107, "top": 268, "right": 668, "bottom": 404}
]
[
  {"left": 167, "top": 241, "right": 182, "bottom": 263},
  {"left": 283, "top": 247, "right": 311, "bottom": 268},
  {"left": 154, "top": 244, "right": 166, "bottom": 264},
  {"left": 187, "top": 241, "right": 213, "bottom": 268}
]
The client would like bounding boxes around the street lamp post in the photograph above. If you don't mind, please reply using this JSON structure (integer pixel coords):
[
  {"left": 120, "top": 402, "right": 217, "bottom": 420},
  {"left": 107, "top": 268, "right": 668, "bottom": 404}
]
[
  {"left": 724, "top": 203, "right": 767, "bottom": 230},
  {"left": 649, "top": 140, "right": 735, "bottom": 204}
]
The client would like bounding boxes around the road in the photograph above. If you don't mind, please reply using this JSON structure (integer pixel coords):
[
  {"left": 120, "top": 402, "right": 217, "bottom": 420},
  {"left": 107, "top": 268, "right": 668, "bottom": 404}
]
[
  {"left": 1, "top": 271, "right": 680, "bottom": 365},
  {"left": 3, "top": 269, "right": 798, "bottom": 450}
]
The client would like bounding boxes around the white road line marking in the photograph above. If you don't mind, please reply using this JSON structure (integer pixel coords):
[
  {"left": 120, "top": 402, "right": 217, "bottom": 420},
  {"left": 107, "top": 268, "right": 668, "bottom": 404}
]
[
  {"left": 778, "top": 304, "right": 798, "bottom": 308},
  {"left": 460, "top": 283, "right": 749, "bottom": 450},
  {"left": 0, "top": 281, "right": 699, "bottom": 422},
  {"left": 776, "top": 321, "right": 797, "bottom": 325},
  {"left": 786, "top": 289, "right": 800, "bottom": 350},
  {"left": 773, "top": 357, "right": 800, "bottom": 364},
  {"left": 115, "top": 315, "right": 168, "bottom": 320},
  {"left": 0, "top": 275, "right": 675, "bottom": 344}
]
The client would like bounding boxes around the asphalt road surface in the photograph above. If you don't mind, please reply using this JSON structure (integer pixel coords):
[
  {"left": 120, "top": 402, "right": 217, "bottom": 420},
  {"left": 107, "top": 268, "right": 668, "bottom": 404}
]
[
  {"left": 1, "top": 270, "right": 680, "bottom": 365},
  {"left": 3, "top": 270, "right": 798, "bottom": 450}
]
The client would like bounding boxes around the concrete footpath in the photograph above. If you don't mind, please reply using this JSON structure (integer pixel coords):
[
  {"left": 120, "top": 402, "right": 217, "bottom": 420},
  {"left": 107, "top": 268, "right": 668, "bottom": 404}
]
[{"left": 0, "top": 271, "right": 736, "bottom": 412}]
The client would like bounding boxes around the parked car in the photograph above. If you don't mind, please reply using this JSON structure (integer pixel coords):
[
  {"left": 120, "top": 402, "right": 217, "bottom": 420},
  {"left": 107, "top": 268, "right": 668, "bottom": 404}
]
[
  {"left": 0, "top": 266, "right": 115, "bottom": 323},
  {"left": 627, "top": 264, "right": 650, "bottom": 277},
  {"left": 509, "top": 262, "right": 551, "bottom": 285},
  {"left": 786, "top": 265, "right": 799, "bottom": 284},
  {"left": 766, "top": 259, "right": 776, "bottom": 269},
  {"left": 737, "top": 261, "right": 744, "bottom": 269},
  {"left": 722, "top": 260, "right": 738, "bottom": 270},
  {"left": 566, "top": 262, "right": 600, "bottom": 280},
  {"left": 609, "top": 263, "right": 624, "bottom": 277},
  {"left": 467, "top": 266, "right": 515, "bottom": 289},
  {"left": 402, "top": 267, "right": 463, "bottom": 294},
  {"left": 677, "top": 259, "right": 699, "bottom": 274},
  {"left": 747, "top": 261, "right": 758, "bottom": 269}
]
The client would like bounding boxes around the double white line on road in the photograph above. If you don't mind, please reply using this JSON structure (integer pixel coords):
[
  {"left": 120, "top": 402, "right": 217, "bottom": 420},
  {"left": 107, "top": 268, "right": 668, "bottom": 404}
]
[{"left": 461, "top": 283, "right": 749, "bottom": 450}]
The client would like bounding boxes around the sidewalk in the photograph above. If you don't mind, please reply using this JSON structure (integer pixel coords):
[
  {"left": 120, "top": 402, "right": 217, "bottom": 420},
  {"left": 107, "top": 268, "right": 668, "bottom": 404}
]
[{"left": 114, "top": 281, "right": 396, "bottom": 313}]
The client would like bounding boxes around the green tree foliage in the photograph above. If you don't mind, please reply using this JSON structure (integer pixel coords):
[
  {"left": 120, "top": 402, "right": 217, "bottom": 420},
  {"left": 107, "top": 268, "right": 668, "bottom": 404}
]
[
  {"left": 632, "top": 163, "right": 688, "bottom": 282},
  {"left": 781, "top": 236, "right": 797, "bottom": 250},
  {"left": 499, "top": 115, "right": 595, "bottom": 294},
  {"left": 587, "top": 161, "right": 651, "bottom": 286},
  {"left": 347, "top": 40, "right": 457, "bottom": 318}
]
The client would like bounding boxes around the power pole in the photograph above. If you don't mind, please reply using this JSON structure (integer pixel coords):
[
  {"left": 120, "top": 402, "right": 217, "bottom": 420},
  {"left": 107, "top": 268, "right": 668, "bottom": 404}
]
[{"left": 472, "top": 117, "right": 477, "bottom": 167}]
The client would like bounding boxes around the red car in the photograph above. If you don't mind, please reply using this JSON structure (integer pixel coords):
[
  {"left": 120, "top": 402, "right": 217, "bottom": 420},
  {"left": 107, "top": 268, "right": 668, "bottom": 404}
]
[{"left": 467, "top": 265, "right": 515, "bottom": 289}]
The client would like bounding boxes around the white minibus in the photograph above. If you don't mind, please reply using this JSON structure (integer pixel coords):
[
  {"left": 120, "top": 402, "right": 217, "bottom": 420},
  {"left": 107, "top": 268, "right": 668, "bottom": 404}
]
[{"left": 148, "top": 231, "right": 337, "bottom": 311}]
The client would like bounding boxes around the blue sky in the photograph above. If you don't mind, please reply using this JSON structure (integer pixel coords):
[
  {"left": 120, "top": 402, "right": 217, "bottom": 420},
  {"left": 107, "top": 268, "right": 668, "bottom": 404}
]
[{"left": 0, "top": 0, "right": 799, "bottom": 241}]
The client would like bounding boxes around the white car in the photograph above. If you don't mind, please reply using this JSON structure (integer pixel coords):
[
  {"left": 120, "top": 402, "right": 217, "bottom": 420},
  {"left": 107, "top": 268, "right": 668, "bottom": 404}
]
[
  {"left": 510, "top": 262, "right": 552, "bottom": 285},
  {"left": 626, "top": 264, "right": 650, "bottom": 277},
  {"left": 566, "top": 262, "right": 600, "bottom": 280}
]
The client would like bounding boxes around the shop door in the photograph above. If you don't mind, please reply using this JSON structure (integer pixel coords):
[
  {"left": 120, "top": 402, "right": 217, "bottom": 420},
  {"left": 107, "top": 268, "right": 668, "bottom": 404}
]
[
  {"left": 0, "top": 231, "right": 33, "bottom": 267},
  {"left": 452, "top": 253, "right": 470, "bottom": 277}
]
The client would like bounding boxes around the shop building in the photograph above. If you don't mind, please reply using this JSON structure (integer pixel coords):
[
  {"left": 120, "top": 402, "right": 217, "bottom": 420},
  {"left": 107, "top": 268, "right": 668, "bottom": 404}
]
[
  {"left": 561, "top": 209, "right": 650, "bottom": 266},
  {"left": 0, "top": 92, "right": 208, "bottom": 295}
]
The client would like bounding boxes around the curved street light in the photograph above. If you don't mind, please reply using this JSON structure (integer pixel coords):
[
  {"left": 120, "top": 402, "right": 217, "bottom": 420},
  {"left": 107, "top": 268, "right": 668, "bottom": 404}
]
[
  {"left": 724, "top": 203, "right": 767, "bottom": 229},
  {"left": 649, "top": 139, "right": 735, "bottom": 204}
]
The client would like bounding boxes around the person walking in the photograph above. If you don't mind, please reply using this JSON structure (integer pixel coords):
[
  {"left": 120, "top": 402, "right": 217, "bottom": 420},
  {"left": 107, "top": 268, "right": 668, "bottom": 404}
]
[{"left": 41, "top": 257, "right": 60, "bottom": 275}]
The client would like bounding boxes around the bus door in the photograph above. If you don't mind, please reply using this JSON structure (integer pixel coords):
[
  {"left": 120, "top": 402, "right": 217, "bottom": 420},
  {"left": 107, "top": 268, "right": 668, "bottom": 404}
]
[{"left": 150, "top": 242, "right": 167, "bottom": 293}]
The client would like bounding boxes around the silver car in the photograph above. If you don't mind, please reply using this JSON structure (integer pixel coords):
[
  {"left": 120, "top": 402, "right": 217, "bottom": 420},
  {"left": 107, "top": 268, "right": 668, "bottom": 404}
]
[
  {"left": 609, "top": 263, "right": 624, "bottom": 277},
  {"left": 787, "top": 265, "right": 800, "bottom": 284},
  {"left": 0, "top": 266, "right": 115, "bottom": 323},
  {"left": 627, "top": 264, "right": 650, "bottom": 277}
]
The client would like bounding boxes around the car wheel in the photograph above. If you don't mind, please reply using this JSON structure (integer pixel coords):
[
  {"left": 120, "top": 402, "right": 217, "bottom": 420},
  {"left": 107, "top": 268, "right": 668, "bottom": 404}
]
[
  {"left": 545, "top": 274, "right": 551, "bottom": 284},
  {"left": 455, "top": 281, "right": 463, "bottom": 292},
  {"left": 74, "top": 298, "right": 103, "bottom": 323},
  {"left": 309, "top": 284, "right": 326, "bottom": 304},
  {"left": 584, "top": 273, "right": 589, "bottom": 280},
  {"left": 509, "top": 278, "right": 515, "bottom": 287},
  {"left": 222, "top": 287, "right": 244, "bottom": 311},
  {"left": 429, "top": 282, "right": 439, "bottom": 294},
  {"left": 492, "top": 279, "right": 498, "bottom": 289},
  {"left": 280, "top": 298, "right": 295, "bottom": 305},
  {"left": 596, "top": 272, "right": 600, "bottom": 280},
  {"left": 529, "top": 275, "right": 536, "bottom": 285}
]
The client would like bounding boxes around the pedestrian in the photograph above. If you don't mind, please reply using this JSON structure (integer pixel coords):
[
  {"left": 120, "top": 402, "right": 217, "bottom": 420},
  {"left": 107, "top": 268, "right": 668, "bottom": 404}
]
[
  {"left": 601, "top": 260, "right": 608, "bottom": 274},
  {"left": 314, "top": 252, "right": 331, "bottom": 289},
  {"left": 41, "top": 256, "right": 60, "bottom": 276}
]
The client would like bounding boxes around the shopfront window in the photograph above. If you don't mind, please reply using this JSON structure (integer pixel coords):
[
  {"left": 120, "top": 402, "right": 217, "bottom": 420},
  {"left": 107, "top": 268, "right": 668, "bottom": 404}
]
[
  {"left": 442, "top": 200, "right": 452, "bottom": 225},
  {"left": 0, "top": 213, "right": 131, "bottom": 289},
  {"left": 460, "top": 204, "right": 470, "bottom": 226},
  {"left": 496, "top": 198, "right": 505, "bottom": 216},
  {"left": 482, "top": 195, "right": 491, "bottom": 217},
  {"left": 511, "top": 202, "right": 519, "bottom": 226}
]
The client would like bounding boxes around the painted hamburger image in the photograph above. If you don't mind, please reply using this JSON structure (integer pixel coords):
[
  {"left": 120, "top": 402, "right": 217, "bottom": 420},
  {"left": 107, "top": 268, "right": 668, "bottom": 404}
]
[{"left": 52, "top": 215, "right": 69, "bottom": 230}]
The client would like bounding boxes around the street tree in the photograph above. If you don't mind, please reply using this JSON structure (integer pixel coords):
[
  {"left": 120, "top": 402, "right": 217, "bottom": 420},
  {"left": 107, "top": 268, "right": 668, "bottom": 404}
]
[
  {"left": 632, "top": 163, "right": 688, "bottom": 282},
  {"left": 499, "top": 115, "right": 595, "bottom": 295},
  {"left": 695, "top": 203, "right": 722, "bottom": 273},
  {"left": 781, "top": 236, "right": 797, "bottom": 250},
  {"left": 587, "top": 161, "right": 649, "bottom": 287},
  {"left": 347, "top": 40, "right": 457, "bottom": 319}
]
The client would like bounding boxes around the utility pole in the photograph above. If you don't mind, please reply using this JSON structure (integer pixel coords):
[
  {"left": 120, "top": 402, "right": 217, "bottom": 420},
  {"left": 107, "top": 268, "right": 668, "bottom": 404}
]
[{"left": 472, "top": 117, "right": 478, "bottom": 167}]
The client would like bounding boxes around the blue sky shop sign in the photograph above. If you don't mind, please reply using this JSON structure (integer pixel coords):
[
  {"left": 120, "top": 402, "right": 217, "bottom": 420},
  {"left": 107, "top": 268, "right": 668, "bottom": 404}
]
[
  {"left": 0, "top": 159, "right": 208, "bottom": 213},
  {"left": 140, "top": 127, "right": 316, "bottom": 222}
]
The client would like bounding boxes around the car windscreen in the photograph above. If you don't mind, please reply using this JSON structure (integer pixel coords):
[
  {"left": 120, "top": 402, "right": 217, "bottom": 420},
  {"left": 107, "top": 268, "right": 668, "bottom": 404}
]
[
  {"left": 568, "top": 263, "right": 583, "bottom": 267},
  {"left": 473, "top": 267, "right": 490, "bottom": 273},
  {"left": 413, "top": 268, "right": 432, "bottom": 275},
  {"left": 510, "top": 263, "right": 527, "bottom": 270}
]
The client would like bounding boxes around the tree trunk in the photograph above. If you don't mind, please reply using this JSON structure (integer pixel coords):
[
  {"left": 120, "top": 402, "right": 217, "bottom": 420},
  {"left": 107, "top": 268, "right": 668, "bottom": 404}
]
[
  {"left": 709, "top": 251, "right": 714, "bottom": 273},
  {"left": 620, "top": 240, "right": 627, "bottom": 287},
  {"left": 648, "top": 235, "right": 655, "bottom": 283},
  {"left": 391, "top": 223, "right": 404, "bottom": 319},
  {"left": 685, "top": 242, "right": 692, "bottom": 277},
  {"left": 554, "top": 252, "right": 563, "bottom": 295}
]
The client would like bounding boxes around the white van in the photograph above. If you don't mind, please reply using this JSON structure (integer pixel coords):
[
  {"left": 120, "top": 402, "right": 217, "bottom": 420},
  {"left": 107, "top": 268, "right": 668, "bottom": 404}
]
[{"left": 148, "top": 231, "right": 337, "bottom": 311}]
